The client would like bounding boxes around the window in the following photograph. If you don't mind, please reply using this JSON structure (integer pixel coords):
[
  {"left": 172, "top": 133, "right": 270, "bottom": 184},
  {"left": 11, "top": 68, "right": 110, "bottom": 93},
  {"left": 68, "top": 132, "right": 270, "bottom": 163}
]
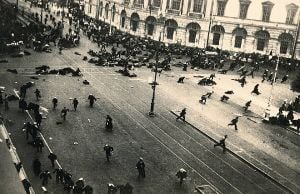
[
  {"left": 121, "top": 17, "right": 126, "bottom": 28},
  {"left": 234, "top": 36, "right": 243, "bottom": 48},
  {"left": 121, "top": 11, "right": 126, "bottom": 28},
  {"left": 213, "top": 33, "right": 221, "bottom": 45},
  {"left": 132, "top": 21, "right": 138, "bottom": 31},
  {"left": 112, "top": 12, "right": 115, "bottom": 22},
  {"left": 280, "top": 41, "right": 289, "bottom": 54},
  {"left": 147, "top": 24, "right": 154, "bottom": 35},
  {"left": 262, "top": 1, "right": 274, "bottom": 22},
  {"left": 286, "top": 4, "right": 298, "bottom": 24},
  {"left": 171, "top": 0, "right": 181, "bottom": 10},
  {"left": 257, "top": 38, "right": 265, "bottom": 51},
  {"left": 193, "top": 0, "right": 203, "bottom": 13},
  {"left": 255, "top": 31, "right": 269, "bottom": 51},
  {"left": 217, "top": 0, "right": 228, "bottom": 16},
  {"left": 167, "top": 27, "right": 175, "bottom": 39},
  {"left": 105, "top": 5, "right": 109, "bottom": 19},
  {"left": 134, "top": 0, "right": 144, "bottom": 7},
  {"left": 233, "top": 28, "right": 247, "bottom": 48},
  {"left": 239, "top": 0, "right": 251, "bottom": 19},
  {"left": 124, "top": 0, "right": 130, "bottom": 5},
  {"left": 165, "top": 19, "right": 178, "bottom": 39},
  {"left": 89, "top": 5, "right": 92, "bottom": 13},
  {"left": 99, "top": 4, "right": 103, "bottom": 17},
  {"left": 211, "top": 25, "right": 224, "bottom": 45},
  {"left": 153, "top": 0, "right": 161, "bottom": 7},
  {"left": 89, "top": 0, "right": 92, "bottom": 13},
  {"left": 189, "top": 30, "right": 197, "bottom": 43},
  {"left": 187, "top": 23, "right": 200, "bottom": 43},
  {"left": 279, "top": 33, "right": 293, "bottom": 54},
  {"left": 146, "top": 17, "right": 156, "bottom": 36},
  {"left": 131, "top": 13, "right": 140, "bottom": 32}
]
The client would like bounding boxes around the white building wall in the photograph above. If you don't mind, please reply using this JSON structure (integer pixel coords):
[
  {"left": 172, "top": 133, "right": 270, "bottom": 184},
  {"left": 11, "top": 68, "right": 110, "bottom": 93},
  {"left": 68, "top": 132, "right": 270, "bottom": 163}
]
[{"left": 83, "top": 0, "right": 300, "bottom": 58}]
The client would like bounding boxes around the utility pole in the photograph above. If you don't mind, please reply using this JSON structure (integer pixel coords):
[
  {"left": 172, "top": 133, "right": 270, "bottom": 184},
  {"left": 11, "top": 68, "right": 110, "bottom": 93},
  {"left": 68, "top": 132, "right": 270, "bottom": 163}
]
[
  {"left": 206, "top": 0, "right": 214, "bottom": 48},
  {"left": 292, "top": 11, "right": 300, "bottom": 60},
  {"left": 149, "top": 16, "right": 164, "bottom": 116},
  {"left": 149, "top": 47, "right": 159, "bottom": 116},
  {"left": 40, "top": 0, "right": 43, "bottom": 23}
]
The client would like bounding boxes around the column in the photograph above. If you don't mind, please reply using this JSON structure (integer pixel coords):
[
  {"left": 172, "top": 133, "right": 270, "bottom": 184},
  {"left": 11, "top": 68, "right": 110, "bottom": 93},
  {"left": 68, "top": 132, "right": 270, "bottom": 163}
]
[
  {"left": 144, "top": 0, "right": 149, "bottom": 9},
  {"left": 130, "top": 0, "right": 135, "bottom": 7},
  {"left": 161, "top": 0, "right": 168, "bottom": 12},
  {"left": 182, "top": 0, "right": 191, "bottom": 15}
]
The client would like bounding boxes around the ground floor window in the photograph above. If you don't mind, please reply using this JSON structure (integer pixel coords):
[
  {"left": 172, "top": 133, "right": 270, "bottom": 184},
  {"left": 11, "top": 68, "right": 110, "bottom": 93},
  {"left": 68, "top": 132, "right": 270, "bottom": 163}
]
[
  {"left": 280, "top": 41, "right": 289, "bottom": 54},
  {"left": 257, "top": 38, "right": 265, "bottom": 51},
  {"left": 234, "top": 36, "right": 243, "bottom": 48},
  {"left": 147, "top": 24, "right": 154, "bottom": 35},
  {"left": 189, "top": 30, "right": 197, "bottom": 43},
  {"left": 167, "top": 27, "right": 175, "bottom": 39},
  {"left": 212, "top": 33, "right": 220, "bottom": 45},
  {"left": 131, "top": 21, "right": 138, "bottom": 32},
  {"left": 121, "top": 17, "right": 125, "bottom": 28}
]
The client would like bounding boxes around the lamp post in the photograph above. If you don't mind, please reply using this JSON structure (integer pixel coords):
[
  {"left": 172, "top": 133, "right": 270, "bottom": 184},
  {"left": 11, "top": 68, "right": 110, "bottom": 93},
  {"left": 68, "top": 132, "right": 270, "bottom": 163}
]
[
  {"left": 206, "top": 0, "right": 214, "bottom": 48},
  {"left": 40, "top": 0, "right": 43, "bottom": 23},
  {"left": 109, "top": 4, "right": 115, "bottom": 35},
  {"left": 292, "top": 10, "right": 300, "bottom": 60},
  {"left": 149, "top": 45, "right": 159, "bottom": 116},
  {"left": 149, "top": 16, "right": 164, "bottom": 116},
  {"left": 264, "top": 52, "right": 279, "bottom": 119}
]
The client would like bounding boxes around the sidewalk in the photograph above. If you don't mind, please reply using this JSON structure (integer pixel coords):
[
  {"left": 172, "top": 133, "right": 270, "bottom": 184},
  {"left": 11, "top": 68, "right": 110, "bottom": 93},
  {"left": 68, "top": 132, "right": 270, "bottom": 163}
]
[
  {"left": 170, "top": 110, "right": 300, "bottom": 194},
  {"left": 0, "top": 123, "right": 29, "bottom": 194}
]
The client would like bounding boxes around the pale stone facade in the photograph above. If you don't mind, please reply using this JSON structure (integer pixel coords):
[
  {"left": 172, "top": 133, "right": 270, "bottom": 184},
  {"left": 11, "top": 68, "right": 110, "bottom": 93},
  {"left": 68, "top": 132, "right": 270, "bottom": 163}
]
[{"left": 83, "top": 0, "right": 300, "bottom": 59}]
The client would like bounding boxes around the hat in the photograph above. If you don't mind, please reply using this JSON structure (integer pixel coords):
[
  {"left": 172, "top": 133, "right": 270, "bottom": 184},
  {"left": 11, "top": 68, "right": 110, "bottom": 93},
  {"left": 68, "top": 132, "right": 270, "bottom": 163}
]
[{"left": 139, "top": 157, "right": 143, "bottom": 161}]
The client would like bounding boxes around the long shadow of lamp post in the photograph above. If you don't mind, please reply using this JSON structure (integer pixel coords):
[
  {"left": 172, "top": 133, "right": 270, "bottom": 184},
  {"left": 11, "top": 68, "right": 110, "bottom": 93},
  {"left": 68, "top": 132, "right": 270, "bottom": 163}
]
[{"left": 149, "top": 14, "right": 165, "bottom": 116}]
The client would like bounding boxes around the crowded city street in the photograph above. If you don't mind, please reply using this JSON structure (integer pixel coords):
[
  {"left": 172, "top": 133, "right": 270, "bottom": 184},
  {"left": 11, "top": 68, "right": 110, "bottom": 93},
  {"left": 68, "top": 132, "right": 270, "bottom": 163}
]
[{"left": 1, "top": 0, "right": 300, "bottom": 193}]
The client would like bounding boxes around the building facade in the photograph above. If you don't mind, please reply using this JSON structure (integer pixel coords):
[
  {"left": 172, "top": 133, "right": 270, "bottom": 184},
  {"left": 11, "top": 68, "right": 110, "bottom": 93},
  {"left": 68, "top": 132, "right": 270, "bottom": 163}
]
[{"left": 83, "top": 0, "right": 300, "bottom": 59}]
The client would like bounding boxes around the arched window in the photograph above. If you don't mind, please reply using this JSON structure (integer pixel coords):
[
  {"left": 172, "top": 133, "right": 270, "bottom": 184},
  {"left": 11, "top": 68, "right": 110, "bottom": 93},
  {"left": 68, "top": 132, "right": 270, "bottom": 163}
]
[
  {"left": 279, "top": 33, "right": 293, "bottom": 54},
  {"left": 255, "top": 30, "right": 270, "bottom": 51},
  {"left": 233, "top": 28, "right": 247, "bottom": 48},
  {"left": 165, "top": 19, "right": 178, "bottom": 40},
  {"left": 99, "top": 2, "right": 103, "bottom": 17},
  {"left": 105, "top": 3, "right": 109, "bottom": 19},
  {"left": 211, "top": 25, "right": 225, "bottom": 45},
  {"left": 130, "top": 13, "right": 140, "bottom": 32},
  {"left": 111, "top": 4, "right": 116, "bottom": 22},
  {"left": 89, "top": 0, "right": 92, "bottom": 13},
  {"left": 120, "top": 10, "right": 126, "bottom": 28},
  {"left": 186, "top": 22, "right": 200, "bottom": 43},
  {"left": 146, "top": 16, "right": 156, "bottom": 36}
]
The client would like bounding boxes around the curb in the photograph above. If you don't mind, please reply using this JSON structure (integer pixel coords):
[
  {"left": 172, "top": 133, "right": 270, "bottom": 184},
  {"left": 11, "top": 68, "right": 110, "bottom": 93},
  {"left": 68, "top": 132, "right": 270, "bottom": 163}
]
[
  {"left": 0, "top": 121, "right": 35, "bottom": 194},
  {"left": 170, "top": 110, "right": 297, "bottom": 194}
]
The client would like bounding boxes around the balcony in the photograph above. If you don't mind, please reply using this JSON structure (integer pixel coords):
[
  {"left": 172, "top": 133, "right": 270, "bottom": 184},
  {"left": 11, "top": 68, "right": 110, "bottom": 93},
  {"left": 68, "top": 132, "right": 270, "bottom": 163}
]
[
  {"left": 133, "top": 4, "right": 143, "bottom": 8},
  {"left": 188, "top": 12, "right": 203, "bottom": 19},
  {"left": 167, "top": 9, "right": 180, "bottom": 15}
]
